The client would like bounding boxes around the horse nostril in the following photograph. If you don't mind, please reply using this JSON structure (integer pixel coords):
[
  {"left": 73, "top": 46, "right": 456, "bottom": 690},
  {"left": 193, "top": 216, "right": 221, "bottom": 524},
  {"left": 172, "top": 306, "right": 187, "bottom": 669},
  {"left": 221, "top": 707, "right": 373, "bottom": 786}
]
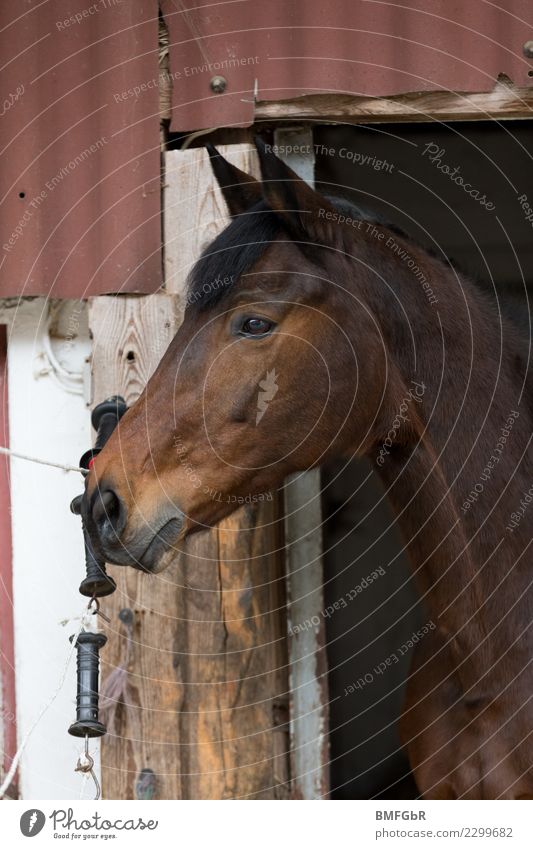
[{"left": 91, "top": 488, "right": 124, "bottom": 534}]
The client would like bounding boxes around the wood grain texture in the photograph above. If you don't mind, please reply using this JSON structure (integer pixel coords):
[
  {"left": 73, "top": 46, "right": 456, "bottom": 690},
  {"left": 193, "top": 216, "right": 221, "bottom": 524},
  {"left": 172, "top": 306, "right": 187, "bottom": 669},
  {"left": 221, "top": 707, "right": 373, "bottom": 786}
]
[
  {"left": 255, "top": 83, "right": 533, "bottom": 124},
  {"left": 91, "top": 179, "right": 290, "bottom": 797},
  {"left": 164, "top": 144, "right": 291, "bottom": 798},
  {"left": 179, "top": 503, "right": 290, "bottom": 799},
  {"left": 164, "top": 142, "right": 289, "bottom": 794},
  {"left": 165, "top": 139, "right": 329, "bottom": 797},
  {"left": 89, "top": 294, "right": 185, "bottom": 801},
  {"left": 163, "top": 144, "right": 260, "bottom": 301}
]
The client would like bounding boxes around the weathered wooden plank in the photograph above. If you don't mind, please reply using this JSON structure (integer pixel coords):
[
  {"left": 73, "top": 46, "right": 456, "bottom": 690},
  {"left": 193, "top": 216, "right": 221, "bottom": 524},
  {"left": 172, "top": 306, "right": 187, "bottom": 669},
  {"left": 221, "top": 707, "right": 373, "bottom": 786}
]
[
  {"left": 163, "top": 144, "right": 291, "bottom": 798},
  {"left": 164, "top": 138, "right": 329, "bottom": 798},
  {"left": 90, "top": 294, "right": 291, "bottom": 798},
  {"left": 255, "top": 82, "right": 533, "bottom": 124},
  {"left": 89, "top": 294, "right": 185, "bottom": 800},
  {"left": 91, "top": 142, "right": 292, "bottom": 799},
  {"left": 164, "top": 144, "right": 260, "bottom": 303},
  {"left": 272, "top": 128, "right": 329, "bottom": 799},
  {"left": 181, "top": 503, "right": 290, "bottom": 799},
  {"left": 284, "top": 470, "right": 329, "bottom": 799}
]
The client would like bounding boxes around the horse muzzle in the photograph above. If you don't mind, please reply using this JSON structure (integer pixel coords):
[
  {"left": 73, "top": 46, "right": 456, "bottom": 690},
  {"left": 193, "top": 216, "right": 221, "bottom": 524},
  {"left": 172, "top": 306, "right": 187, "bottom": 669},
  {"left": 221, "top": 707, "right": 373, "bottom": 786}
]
[{"left": 81, "top": 482, "right": 185, "bottom": 573}]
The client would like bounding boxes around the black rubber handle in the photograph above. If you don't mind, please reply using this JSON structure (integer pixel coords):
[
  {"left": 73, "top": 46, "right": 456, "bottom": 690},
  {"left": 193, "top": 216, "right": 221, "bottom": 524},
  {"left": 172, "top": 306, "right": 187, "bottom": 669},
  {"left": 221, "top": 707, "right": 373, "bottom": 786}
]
[
  {"left": 68, "top": 631, "right": 108, "bottom": 738},
  {"left": 79, "top": 532, "right": 116, "bottom": 598},
  {"left": 92, "top": 396, "right": 128, "bottom": 450},
  {"left": 79, "top": 396, "right": 128, "bottom": 471},
  {"left": 75, "top": 395, "right": 128, "bottom": 594}
]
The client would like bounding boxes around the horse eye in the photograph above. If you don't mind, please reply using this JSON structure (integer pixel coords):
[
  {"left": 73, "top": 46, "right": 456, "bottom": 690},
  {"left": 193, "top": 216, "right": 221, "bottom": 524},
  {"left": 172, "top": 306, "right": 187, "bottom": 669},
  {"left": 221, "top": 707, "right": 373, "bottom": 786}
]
[{"left": 240, "top": 317, "right": 274, "bottom": 337}]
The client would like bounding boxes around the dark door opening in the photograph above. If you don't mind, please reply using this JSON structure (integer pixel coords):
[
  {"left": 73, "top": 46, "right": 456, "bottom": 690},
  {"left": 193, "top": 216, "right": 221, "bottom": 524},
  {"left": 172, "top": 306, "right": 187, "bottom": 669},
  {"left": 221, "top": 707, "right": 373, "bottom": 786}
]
[{"left": 317, "top": 120, "right": 533, "bottom": 799}]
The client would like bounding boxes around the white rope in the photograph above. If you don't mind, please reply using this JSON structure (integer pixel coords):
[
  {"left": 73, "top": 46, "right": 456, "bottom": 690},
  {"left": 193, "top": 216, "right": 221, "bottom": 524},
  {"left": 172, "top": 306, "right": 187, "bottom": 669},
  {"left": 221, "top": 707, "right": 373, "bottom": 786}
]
[
  {"left": 0, "top": 445, "right": 84, "bottom": 474},
  {"left": 0, "top": 603, "right": 93, "bottom": 800}
]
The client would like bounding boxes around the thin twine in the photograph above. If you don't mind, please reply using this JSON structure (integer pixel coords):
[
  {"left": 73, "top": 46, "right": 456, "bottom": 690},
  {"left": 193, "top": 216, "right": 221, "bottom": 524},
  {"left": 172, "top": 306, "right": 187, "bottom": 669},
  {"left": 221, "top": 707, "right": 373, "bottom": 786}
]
[
  {"left": 0, "top": 602, "right": 93, "bottom": 800},
  {"left": 0, "top": 445, "right": 84, "bottom": 474}
]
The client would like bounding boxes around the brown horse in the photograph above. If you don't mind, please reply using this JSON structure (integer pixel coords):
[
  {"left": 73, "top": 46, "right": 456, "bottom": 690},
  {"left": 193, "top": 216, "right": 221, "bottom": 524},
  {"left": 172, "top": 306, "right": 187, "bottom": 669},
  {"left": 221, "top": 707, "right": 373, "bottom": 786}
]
[{"left": 83, "top": 139, "right": 533, "bottom": 799}]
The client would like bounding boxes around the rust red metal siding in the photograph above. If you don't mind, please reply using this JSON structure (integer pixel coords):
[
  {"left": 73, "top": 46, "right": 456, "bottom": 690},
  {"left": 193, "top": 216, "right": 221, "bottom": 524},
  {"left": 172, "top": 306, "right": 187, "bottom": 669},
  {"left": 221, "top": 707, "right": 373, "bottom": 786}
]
[
  {"left": 160, "top": 0, "right": 533, "bottom": 132},
  {"left": 1, "top": 1, "right": 161, "bottom": 297},
  {"left": 2, "top": 2, "right": 532, "bottom": 297}
]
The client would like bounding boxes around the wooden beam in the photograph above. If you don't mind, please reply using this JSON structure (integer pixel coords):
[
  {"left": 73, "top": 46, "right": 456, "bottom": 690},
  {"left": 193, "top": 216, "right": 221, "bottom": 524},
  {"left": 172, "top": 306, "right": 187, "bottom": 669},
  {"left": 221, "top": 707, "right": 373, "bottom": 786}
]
[
  {"left": 180, "top": 504, "right": 290, "bottom": 799},
  {"left": 255, "top": 82, "right": 533, "bottom": 124},
  {"left": 163, "top": 145, "right": 291, "bottom": 798},
  {"left": 164, "top": 144, "right": 260, "bottom": 300},
  {"left": 91, "top": 144, "right": 292, "bottom": 799},
  {"left": 273, "top": 127, "right": 330, "bottom": 799},
  {"left": 165, "top": 140, "right": 330, "bottom": 797},
  {"left": 89, "top": 294, "right": 185, "bottom": 800},
  {"left": 284, "top": 470, "right": 329, "bottom": 799}
]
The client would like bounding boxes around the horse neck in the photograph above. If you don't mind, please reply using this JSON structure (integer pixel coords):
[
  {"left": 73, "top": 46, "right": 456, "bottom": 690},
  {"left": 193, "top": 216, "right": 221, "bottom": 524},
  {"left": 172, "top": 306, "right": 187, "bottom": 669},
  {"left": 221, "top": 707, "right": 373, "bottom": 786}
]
[{"left": 351, "top": 236, "right": 533, "bottom": 670}]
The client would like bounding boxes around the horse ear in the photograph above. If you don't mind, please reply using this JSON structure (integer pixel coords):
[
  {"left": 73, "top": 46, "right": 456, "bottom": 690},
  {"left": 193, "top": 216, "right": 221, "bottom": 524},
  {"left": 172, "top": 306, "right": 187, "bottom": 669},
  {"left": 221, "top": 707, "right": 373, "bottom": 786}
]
[
  {"left": 206, "top": 144, "right": 262, "bottom": 216},
  {"left": 255, "top": 137, "right": 338, "bottom": 244}
]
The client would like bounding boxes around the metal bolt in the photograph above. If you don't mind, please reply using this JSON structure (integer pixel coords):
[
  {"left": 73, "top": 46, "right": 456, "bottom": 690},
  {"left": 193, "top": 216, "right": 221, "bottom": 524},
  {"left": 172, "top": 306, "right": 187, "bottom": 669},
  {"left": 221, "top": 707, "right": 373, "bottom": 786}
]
[
  {"left": 523, "top": 40, "right": 533, "bottom": 58},
  {"left": 135, "top": 768, "right": 156, "bottom": 800},
  {"left": 210, "top": 75, "right": 227, "bottom": 94},
  {"left": 119, "top": 607, "right": 134, "bottom": 625}
]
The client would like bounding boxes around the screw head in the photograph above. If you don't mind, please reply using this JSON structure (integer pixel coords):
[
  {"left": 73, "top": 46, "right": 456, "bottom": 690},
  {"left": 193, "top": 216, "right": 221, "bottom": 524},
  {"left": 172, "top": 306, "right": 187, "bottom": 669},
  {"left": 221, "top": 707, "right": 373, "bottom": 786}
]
[
  {"left": 119, "top": 607, "right": 134, "bottom": 625},
  {"left": 210, "top": 75, "right": 227, "bottom": 94},
  {"left": 523, "top": 40, "right": 533, "bottom": 58}
]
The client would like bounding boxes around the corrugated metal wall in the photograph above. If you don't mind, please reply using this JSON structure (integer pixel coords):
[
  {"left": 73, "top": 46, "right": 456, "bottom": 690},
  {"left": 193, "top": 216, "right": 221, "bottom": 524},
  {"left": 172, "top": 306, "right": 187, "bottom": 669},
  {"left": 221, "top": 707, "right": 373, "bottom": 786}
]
[
  {"left": 2, "top": 1, "right": 532, "bottom": 298},
  {"left": 160, "top": 0, "right": 533, "bottom": 131},
  {"left": 1, "top": 1, "right": 161, "bottom": 297}
]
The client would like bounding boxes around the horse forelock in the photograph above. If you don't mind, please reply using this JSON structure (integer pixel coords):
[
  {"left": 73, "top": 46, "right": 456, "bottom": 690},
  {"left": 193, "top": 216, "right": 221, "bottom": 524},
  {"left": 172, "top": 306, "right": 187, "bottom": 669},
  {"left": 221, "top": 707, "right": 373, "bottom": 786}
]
[
  {"left": 185, "top": 194, "right": 381, "bottom": 311},
  {"left": 186, "top": 200, "right": 281, "bottom": 311},
  {"left": 185, "top": 193, "right": 455, "bottom": 313}
]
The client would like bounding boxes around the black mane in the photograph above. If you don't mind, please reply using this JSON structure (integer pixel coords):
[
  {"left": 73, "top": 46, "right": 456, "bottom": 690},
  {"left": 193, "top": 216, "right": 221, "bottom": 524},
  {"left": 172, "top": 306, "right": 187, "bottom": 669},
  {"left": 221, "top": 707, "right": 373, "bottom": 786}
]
[
  {"left": 185, "top": 193, "right": 454, "bottom": 311},
  {"left": 186, "top": 201, "right": 281, "bottom": 311}
]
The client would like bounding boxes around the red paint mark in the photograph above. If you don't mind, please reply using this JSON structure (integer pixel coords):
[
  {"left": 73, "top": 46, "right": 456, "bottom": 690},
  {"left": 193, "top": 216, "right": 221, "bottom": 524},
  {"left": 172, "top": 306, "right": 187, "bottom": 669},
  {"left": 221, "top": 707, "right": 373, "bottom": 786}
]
[{"left": 0, "top": 325, "right": 17, "bottom": 798}]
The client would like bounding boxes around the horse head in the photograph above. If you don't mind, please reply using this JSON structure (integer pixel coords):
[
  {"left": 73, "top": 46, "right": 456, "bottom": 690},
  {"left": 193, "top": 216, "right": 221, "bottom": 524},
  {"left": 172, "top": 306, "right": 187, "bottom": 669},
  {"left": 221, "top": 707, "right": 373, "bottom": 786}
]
[{"left": 82, "top": 140, "right": 402, "bottom": 571}]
